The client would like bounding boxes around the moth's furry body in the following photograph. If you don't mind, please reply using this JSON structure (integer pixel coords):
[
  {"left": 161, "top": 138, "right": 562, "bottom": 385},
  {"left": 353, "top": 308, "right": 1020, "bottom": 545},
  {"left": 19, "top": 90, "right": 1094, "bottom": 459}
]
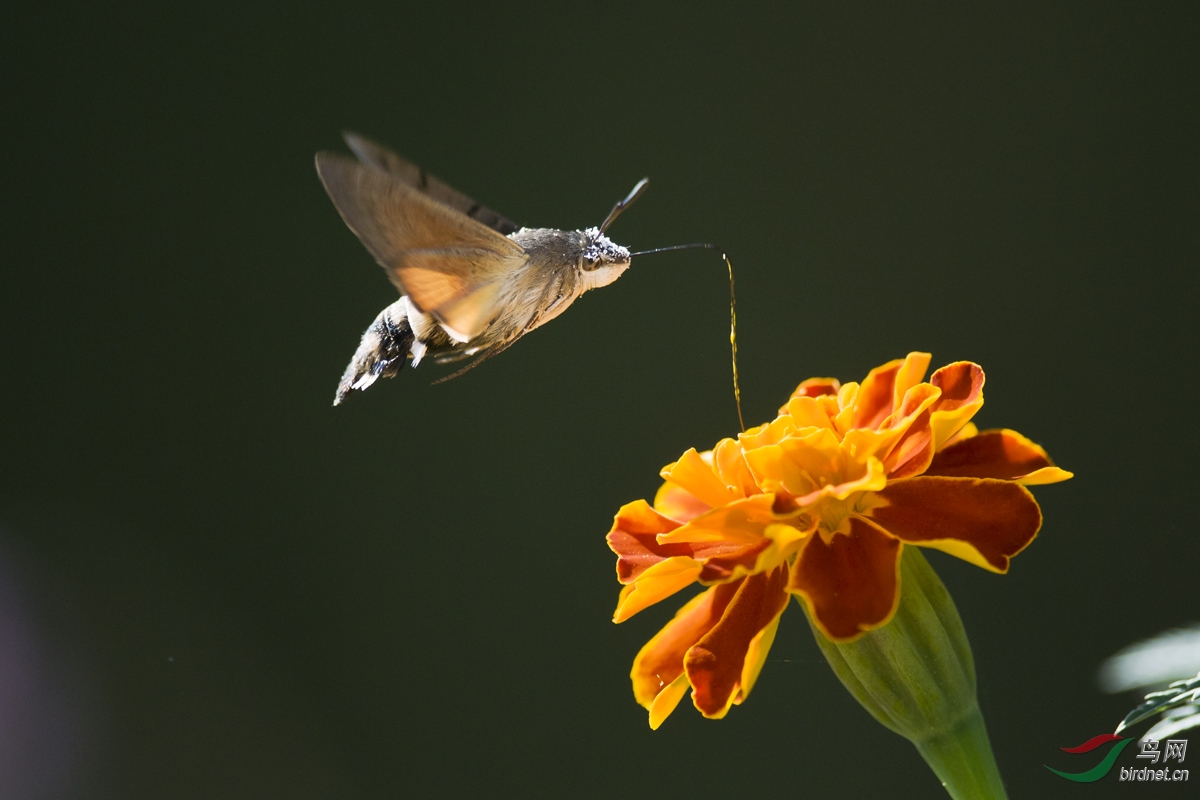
[
  {"left": 317, "top": 133, "right": 636, "bottom": 404},
  {"left": 337, "top": 227, "right": 629, "bottom": 398}
]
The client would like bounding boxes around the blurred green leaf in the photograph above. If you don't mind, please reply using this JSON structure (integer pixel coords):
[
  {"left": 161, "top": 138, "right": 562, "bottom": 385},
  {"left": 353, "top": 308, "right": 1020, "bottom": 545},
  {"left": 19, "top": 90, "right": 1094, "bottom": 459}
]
[{"left": 1116, "top": 672, "right": 1200, "bottom": 734}]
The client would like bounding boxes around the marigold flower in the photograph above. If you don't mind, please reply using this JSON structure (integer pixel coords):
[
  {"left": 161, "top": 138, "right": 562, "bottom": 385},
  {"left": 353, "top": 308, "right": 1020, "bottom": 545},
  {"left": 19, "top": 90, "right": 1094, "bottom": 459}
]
[{"left": 607, "top": 352, "right": 1072, "bottom": 728}]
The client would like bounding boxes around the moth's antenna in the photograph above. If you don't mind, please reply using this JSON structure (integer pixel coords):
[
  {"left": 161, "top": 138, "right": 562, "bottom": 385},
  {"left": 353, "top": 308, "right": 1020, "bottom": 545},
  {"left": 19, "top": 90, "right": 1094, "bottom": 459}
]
[
  {"left": 629, "top": 243, "right": 745, "bottom": 432},
  {"left": 600, "top": 178, "right": 650, "bottom": 233}
]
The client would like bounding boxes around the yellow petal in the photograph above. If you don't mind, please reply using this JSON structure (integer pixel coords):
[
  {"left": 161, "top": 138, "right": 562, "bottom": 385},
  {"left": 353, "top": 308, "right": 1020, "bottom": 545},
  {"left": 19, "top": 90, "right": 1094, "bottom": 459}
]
[
  {"left": 795, "top": 455, "right": 887, "bottom": 506},
  {"left": 660, "top": 448, "right": 740, "bottom": 509},
  {"left": 743, "top": 444, "right": 814, "bottom": 496},
  {"left": 613, "top": 557, "right": 703, "bottom": 622},
  {"left": 940, "top": 421, "right": 978, "bottom": 449},
  {"left": 656, "top": 494, "right": 779, "bottom": 545},
  {"left": 648, "top": 673, "right": 690, "bottom": 730},
  {"left": 1016, "top": 466, "right": 1074, "bottom": 485},
  {"left": 841, "top": 426, "right": 904, "bottom": 465},
  {"left": 834, "top": 382, "right": 860, "bottom": 434},
  {"left": 739, "top": 416, "right": 799, "bottom": 451},
  {"left": 713, "top": 437, "right": 759, "bottom": 496},
  {"left": 892, "top": 352, "right": 932, "bottom": 411},
  {"left": 782, "top": 395, "right": 837, "bottom": 432},
  {"left": 775, "top": 428, "right": 843, "bottom": 485},
  {"left": 736, "top": 608, "right": 783, "bottom": 703}
]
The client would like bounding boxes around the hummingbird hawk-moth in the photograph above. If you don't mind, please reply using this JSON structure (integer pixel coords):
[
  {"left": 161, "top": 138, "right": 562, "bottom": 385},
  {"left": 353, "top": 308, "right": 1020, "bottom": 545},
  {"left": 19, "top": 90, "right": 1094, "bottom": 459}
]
[{"left": 316, "top": 133, "right": 649, "bottom": 405}]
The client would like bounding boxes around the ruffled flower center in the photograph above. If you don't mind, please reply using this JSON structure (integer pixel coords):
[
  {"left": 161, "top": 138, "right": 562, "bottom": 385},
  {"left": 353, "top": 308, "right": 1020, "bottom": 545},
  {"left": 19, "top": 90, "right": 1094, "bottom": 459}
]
[{"left": 814, "top": 493, "right": 863, "bottom": 536}]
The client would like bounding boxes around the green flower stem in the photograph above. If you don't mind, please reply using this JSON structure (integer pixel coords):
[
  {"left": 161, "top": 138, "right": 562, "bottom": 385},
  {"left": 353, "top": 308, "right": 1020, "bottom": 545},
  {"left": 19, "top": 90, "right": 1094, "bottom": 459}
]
[
  {"left": 915, "top": 707, "right": 1007, "bottom": 800},
  {"left": 804, "top": 546, "right": 1008, "bottom": 800}
]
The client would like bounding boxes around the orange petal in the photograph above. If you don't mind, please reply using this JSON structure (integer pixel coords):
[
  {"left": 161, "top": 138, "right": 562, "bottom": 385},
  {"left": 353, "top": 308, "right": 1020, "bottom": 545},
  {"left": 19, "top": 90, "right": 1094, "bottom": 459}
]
[
  {"left": 607, "top": 500, "right": 688, "bottom": 584},
  {"left": 653, "top": 480, "right": 711, "bottom": 523},
  {"left": 788, "top": 517, "right": 902, "bottom": 641},
  {"left": 867, "top": 476, "right": 1042, "bottom": 572},
  {"left": 661, "top": 448, "right": 741, "bottom": 509},
  {"left": 925, "top": 428, "right": 1070, "bottom": 484},
  {"left": 929, "top": 362, "right": 985, "bottom": 449},
  {"left": 630, "top": 582, "right": 739, "bottom": 710},
  {"left": 685, "top": 566, "right": 790, "bottom": 718}
]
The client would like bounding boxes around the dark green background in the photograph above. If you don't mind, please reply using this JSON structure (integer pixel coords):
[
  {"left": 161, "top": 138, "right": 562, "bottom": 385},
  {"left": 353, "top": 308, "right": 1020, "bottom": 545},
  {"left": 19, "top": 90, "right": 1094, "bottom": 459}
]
[{"left": 2, "top": 3, "right": 1196, "bottom": 798}]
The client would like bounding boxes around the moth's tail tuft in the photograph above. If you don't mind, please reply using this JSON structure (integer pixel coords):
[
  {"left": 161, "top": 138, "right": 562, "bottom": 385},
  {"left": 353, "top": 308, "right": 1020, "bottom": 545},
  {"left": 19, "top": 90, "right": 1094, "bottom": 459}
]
[{"left": 333, "top": 300, "right": 414, "bottom": 405}]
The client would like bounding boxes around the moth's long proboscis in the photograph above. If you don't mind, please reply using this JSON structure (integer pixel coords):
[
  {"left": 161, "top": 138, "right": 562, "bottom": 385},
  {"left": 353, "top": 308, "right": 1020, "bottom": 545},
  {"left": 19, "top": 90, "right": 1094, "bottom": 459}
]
[
  {"left": 629, "top": 243, "right": 746, "bottom": 432},
  {"left": 725, "top": 252, "right": 745, "bottom": 433}
]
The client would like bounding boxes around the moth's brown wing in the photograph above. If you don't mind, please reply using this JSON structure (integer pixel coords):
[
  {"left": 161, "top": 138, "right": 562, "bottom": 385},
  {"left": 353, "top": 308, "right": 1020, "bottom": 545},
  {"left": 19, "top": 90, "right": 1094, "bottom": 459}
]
[
  {"left": 342, "top": 132, "right": 521, "bottom": 235},
  {"left": 392, "top": 248, "right": 508, "bottom": 341},
  {"left": 315, "top": 153, "right": 525, "bottom": 340}
]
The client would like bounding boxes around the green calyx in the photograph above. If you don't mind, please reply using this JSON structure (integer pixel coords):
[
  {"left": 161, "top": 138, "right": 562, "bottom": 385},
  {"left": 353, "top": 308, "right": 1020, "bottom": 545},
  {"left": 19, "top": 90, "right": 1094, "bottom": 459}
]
[{"left": 804, "top": 546, "right": 1008, "bottom": 800}]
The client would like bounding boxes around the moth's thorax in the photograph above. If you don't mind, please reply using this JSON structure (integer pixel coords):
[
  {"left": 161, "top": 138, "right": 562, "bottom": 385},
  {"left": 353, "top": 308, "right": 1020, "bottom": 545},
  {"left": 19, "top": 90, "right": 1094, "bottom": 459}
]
[
  {"left": 509, "top": 227, "right": 585, "bottom": 257},
  {"left": 508, "top": 226, "right": 631, "bottom": 274}
]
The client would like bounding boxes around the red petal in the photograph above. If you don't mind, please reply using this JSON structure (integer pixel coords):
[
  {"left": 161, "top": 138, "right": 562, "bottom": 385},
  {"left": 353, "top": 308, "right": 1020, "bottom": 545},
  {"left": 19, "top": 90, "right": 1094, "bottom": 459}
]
[
  {"left": 607, "top": 501, "right": 689, "bottom": 584},
  {"left": 696, "top": 538, "right": 775, "bottom": 583},
  {"left": 852, "top": 359, "right": 905, "bottom": 430},
  {"left": 685, "top": 566, "right": 790, "bottom": 717},
  {"left": 883, "top": 409, "right": 934, "bottom": 479},
  {"left": 631, "top": 583, "right": 740, "bottom": 709},
  {"left": 779, "top": 378, "right": 841, "bottom": 415},
  {"left": 881, "top": 383, "right": 940, "bottom": 479},
  {"left": 926, "top": 428, "right": 1055, "bottom": 480},
  {"left": 928, "top": 362, "right": 985, "bottom": 448},
  {"left": 868, "top": 476, "right": 1042, "bottom": 572},
  {"left": 850, "top": 353, "right": 932, "bottom": 431},
  {"left": 793, "top": 377, "right": 841, "bottom": 398},
  {"left": 789, "top": 517, "right": 902, "bottom": 641},
  {"left": 930, "top": 361, "right": 984, "bottom": 411}
]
